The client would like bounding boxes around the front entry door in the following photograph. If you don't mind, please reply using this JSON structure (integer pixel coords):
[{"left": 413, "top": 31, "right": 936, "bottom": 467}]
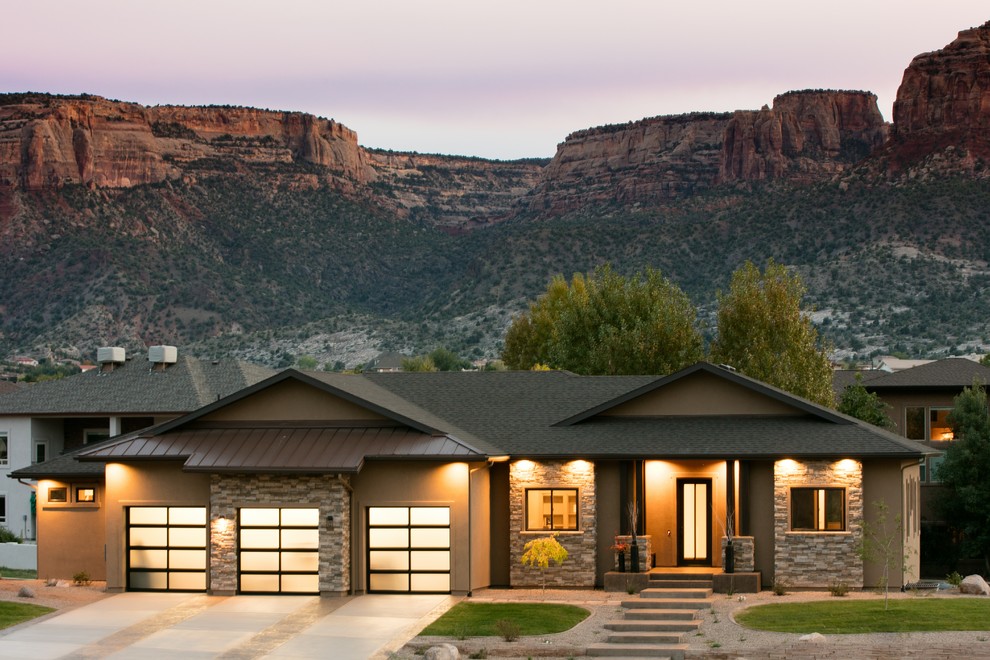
[{"left": 677, "top": 478, "right": 711, "bottom": 565}]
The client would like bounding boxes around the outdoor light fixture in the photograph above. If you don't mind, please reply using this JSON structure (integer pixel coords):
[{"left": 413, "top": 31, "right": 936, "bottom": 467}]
[
  {"left": 327, "top": 514, "right": 335, "bottom": 530},
  {"left": 215, "top": 514, "right": 229, "bottom": 532}
]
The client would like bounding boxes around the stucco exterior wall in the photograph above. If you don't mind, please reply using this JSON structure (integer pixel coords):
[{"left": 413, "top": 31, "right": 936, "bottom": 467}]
[
  {"left": 746, "top": 461, "right": 775, "bottom": 584},
  {"left": 36, "top": 478, "right": 105, "bottom": 580},
  {"left": 210, "top": 473, "right": 351, "bottom": 596},
  {"left": 509, "top": 459, "right": 597, "bottom": 588},
  {"left": 862, "top": 459, "right": 920, "bottom": 589},
  {"left": 103, "top": 462, "right": 210, "bottom": 591},
  {"left": 774, "top": 459, "right": 863, "bottom": 588},
  {"left": 470, "top": 464, "right": 491, "bottom": 591},
  {"left": 351, "top": 461, "right": 477, "bottom": 595}
]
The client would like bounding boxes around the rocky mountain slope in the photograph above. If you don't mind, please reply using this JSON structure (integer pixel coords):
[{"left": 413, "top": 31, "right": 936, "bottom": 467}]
[{"left": 1, "top": 21, "right": 989, "bottom": 366}]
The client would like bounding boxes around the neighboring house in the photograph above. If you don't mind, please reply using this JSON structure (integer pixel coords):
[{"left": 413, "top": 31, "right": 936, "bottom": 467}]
[
  {"left": 0, "top": 346, "right": 273, "bottom": 543},
  {"left": 364, "top": 351, "right": 407, "bottom": 373},
  {"left": 15, "top": 362, "right": 926, "bottom": 595}
]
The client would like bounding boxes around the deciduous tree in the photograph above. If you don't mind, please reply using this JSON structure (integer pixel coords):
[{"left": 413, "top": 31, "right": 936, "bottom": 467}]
[
  {"left": 710, "top": 260, "right": 834, "bottom": 406},
  {"left": 502, "top": 265, "right": 704, "bottom": 375},
  {"left": 838, "top": 374, "right": 894, "bottom": 428}
]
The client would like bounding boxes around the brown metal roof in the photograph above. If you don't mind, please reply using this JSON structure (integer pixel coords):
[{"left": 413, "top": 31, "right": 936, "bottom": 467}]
[{"left": 81, "top": 426, "right": 483, "bottom": 473}]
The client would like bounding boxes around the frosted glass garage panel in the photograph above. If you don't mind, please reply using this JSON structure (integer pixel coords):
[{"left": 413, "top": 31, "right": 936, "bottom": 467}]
[
  {"left": 369, "top": 550, "right": 409, "bottom": 571},
  {"left": 411, "top": 507, "right": 450, "bottom": 526},
  {"left": 241, "top": 574, "right": 280, "bottom": 592},
  {"left": 281, "top": 508, "right": 319, "bottom": 526},
  {"left": 130, "top": 527, "right": 168, "bottom": 547},
  {"left": 130, "top": 507, "right": 167, "bottom": 525},
  {"left": 169, "top": 572, "right": 206, "bottom": 591},
  {"left": 129, "top": 571, "right": 168, "bottom": 590},
  {"left": 369, "top": 528, "right": 409, "bottom": 548},
  {"left": 411, "top": 550, "right": 450, "bottom": 571},
  {"left": 369, "top": 507, "right": 409, "bottom": 526},
  {"left": 241, "top": 508, "right": 280, "bottom": 526},
  {"left": 169, "top": 507, "right": 206, "bottom": 525},
  {"left": 169, "top": 527, "right": 206, "bottom": 548},
  {"left": 241, "top": 552, "right": 280, "bottom": 572},
  {"left": 281, "top": 529, "right": 319, "bottom": 550},
  {"left": 411, "top": 528, "right": 450, "bottom": 548},
  {"left": 281, "top": 552, "right": 319, "bottom": 572},
  {"left": 281, "top": 574, "right": 319, "bottom": 593},
  {"left": 411, "top": 573, "right": 450, "bottom": 592},
  {"left": 369, "top": 573, "right": 409, "bottom": 592},
  {"left": 130, "top": 549, "right": 167, "bottom": 569},
  {"left": 241, "top": 529, "right": 280, "bottom": 549},
  {"left": 169, "top": 550, "right": 206, "bottom": 570}
]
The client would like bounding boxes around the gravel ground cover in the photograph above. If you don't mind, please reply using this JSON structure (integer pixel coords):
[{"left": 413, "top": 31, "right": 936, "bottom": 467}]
[{"left": 0, "top": 578, "right": 109, "bottom": 619}]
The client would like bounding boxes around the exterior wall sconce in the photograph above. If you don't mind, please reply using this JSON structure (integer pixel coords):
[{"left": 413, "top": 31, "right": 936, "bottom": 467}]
[
  {"left": 327, "top": 514, "right": 335, "bottom": 530},
  {"left": 215, "top": 514, "right": 229, "bottom": 532}
]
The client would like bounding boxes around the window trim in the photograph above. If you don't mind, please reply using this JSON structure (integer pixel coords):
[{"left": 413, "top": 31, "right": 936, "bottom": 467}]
[
  {"left": 34, "top": 441, "right": 47, "bottom": 465},
  {"left": 83, "top": 428, "right": 111, "bottom": 445},
  {"left": 524, "top": 487, "right": 580, "bottom": 532},
  {"left": 790, "top": 487, "right": 846, "bottom": 532},
  {"left": 0, "top": 432, "right": 8, "bottom": 466},
  {"left": 48, "top": 487, "right": 68, "bottom": 503},
  {"left": 0, "top": 493, "right": 6, "bottom": 523}
]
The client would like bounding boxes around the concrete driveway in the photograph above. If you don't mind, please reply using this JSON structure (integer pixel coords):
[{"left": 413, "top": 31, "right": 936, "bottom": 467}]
[{"left": 0, "top": 592, "right": 455, "bottom": 659}]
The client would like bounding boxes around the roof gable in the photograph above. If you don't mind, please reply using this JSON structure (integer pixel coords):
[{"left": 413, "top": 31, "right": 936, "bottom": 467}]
[
  {"left": 556, "top": 363, "right": 849, "bottom": 426},
  {"left": 199, "top": 378, "right": 392, "bottom": 424}
]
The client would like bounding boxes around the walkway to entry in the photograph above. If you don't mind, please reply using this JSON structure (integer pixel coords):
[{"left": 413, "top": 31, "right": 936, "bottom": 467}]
[{"left": 0, "top": 592, "right": 454, "bottom": 659}]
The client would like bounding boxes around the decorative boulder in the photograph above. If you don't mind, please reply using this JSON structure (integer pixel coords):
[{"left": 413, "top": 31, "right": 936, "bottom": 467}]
[
  {"left": 960, "top": 574, "right": 990, "bottom": 596},
  {"left": 799, "top": 632, "right": 826, "bottom": 643},
  {"left": 17, "top": 586, "right": 36, "bottom": 598},
  {"left": 424, "top": 643, "right": 460, "bottom": 660}
]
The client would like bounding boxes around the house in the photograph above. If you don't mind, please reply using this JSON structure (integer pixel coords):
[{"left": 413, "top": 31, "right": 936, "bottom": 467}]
[
  {"left": 14, "top": 363, "right": 926, "bottom": 595},
  {"left": 0, "top": 346, "right": 273, "bottom": 544},
  {"left": 835, "top": 357, "right": 990, "bottom": 574}
]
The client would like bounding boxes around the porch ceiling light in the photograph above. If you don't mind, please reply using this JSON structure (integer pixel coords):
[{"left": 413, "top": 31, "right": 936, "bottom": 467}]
[
  {"left": 835, "top": 458, "right": 859, "bottom": 472},
  {"left": 488, "top": 455, "right": 510, "bottom": 463},
  {"left": 567, "top": 459, "right": 592, "bottom": 473},
  {"left": 776, "top": 458, "right": 800, "bottom": 474},
  {"left": 514, "top": 459, "right": 535, "bottom": 472}
]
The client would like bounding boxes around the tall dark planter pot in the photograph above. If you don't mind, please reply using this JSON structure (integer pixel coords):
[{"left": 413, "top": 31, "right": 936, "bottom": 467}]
[
  {"left": 630, "top": 539, "right": 640, "bottom": 573},
  {"left": 618, "top": 551, "right": 626, "bottom": 573},
  {"left": 724, "top": 540, "right": 735, "bottom": 574}
]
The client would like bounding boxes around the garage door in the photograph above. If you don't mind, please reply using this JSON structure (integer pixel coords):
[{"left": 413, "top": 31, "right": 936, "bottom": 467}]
[
  {"left": 127, "top": 506, "right": 207, "bottom": 591},
  {"left": 239, "top": 508, "right": 320, "bottom": 594},
  {"left": 368, "top": 506, "right": 450, "bottom": 593}
]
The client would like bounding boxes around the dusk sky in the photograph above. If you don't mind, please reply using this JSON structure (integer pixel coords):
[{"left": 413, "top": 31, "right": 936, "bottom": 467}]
[{"left": 4, "top": 2, "right": 988, "bottom": 160}]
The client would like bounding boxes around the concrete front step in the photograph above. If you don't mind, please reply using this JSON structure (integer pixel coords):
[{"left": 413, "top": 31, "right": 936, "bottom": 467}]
[
  {"left": 621, "top": 597, "right": 712, "bottom": 610},
  {"left": 624, "top": 608, "right": 699, "bottom": 620},
  {"left": 605, "top": 619, "right": 701, "bottom": 633},
  {"left": 587, "top": 642, "right": 688, "bottom": 659},
  {"left": 648, "top": 579, "right": 713, "bottom": 589},
  {"left": 606, "top": 631, "right": 685, "bottom": 644},
  {"left": 649, "top": 572, "right": 714, "bottom": 581},
  {"left": 639, "top": 587, "right": 712, "bottom": 599}
]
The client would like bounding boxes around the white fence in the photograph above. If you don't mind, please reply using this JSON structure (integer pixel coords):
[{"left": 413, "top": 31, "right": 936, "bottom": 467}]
[{"left": 0, "top": 542, "right": 37, "bottom": 571}]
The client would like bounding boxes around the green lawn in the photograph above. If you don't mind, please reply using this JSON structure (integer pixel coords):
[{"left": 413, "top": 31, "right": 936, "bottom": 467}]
[
  {"left": 420, "top": 602, "right": 589, "bottom": 637},
  {"left": 0, "top": 601, "right": 55, "bottom": 630},
  {"left": 0, "top": 567, "right": 38, "bottom": 579},
  {"left": 736, "top": 599, "right": 990, "bottom": 634}
]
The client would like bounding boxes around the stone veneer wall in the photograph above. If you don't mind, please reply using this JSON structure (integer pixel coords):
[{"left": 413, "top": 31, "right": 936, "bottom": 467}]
[
  {"left": 210, "top": 474, "right": 351, "bottom": 595},
  {"left": 509, "top": 460, "right": 597, "bottom": 587},
  {"left": 774, "top": 460, "right": 863, "bottom": 587},
  {"left": 721, "top": 536, "right": 755, "bottom": 572}
]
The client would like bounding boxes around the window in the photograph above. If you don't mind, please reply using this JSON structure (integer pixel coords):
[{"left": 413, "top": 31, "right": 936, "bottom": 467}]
[
  {"left": 84, "top": 429, "right": 110, "bottom": 445},
  {"left": 0, "top": 432, "right": 7, "bottom": 466},
  {"left": 48, "top": 487, "right": 68, "bottom": 503},
  {"left": 924, "top": 454, "right": 945, "bottom": 483},
  {"left": 34, "top": 442, "right": 47, "bottom": 464},
  {"left": 905, "top": 407, "right": 954, "bottom": 442},
  {"left": 791, "top": 488, "right": 845, "bottom": 531},
  {"left": 525, "top": 488, "right": 579, "bottom": 531},
  {"left": 0, "top": 494, "right": 5, "bottom": 523},
  {"left": 76, "top": 487, "right": 96, "bottom": 503}
]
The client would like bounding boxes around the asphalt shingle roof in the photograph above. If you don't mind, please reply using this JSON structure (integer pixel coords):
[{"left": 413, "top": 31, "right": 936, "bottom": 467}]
[
  {"left": 859, "top": 358, "right": 990, "bottom": 389},
  {"left": 0, "top": 355, "right": 275, "bottom": 415}
]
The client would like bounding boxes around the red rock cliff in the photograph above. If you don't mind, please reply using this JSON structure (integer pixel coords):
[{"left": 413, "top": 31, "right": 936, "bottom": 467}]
[
  {"left": 720, "top": 91, "right": 888, "bottom": 183},
  {"left": 522, "top": 90, "right": 888, "bottom": 216},
  {"left": 888, "top": 21, "right": 990, "bottom": 170},
  {"left": 0, "top": 94, "right": 372, "bottom": 190}
]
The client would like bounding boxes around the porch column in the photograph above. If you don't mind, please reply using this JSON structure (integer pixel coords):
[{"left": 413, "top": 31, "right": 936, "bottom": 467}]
[{"left": 725, "top": 459, "right": 736, "bottom": 535}]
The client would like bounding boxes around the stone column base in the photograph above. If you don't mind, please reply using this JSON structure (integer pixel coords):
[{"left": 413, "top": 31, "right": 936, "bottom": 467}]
[
  {"left": 713, "top": 572, "right": 761, "bottom": 593},
  {"left": 604, "top": 571, "right": 650, "bottom": 593}
]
